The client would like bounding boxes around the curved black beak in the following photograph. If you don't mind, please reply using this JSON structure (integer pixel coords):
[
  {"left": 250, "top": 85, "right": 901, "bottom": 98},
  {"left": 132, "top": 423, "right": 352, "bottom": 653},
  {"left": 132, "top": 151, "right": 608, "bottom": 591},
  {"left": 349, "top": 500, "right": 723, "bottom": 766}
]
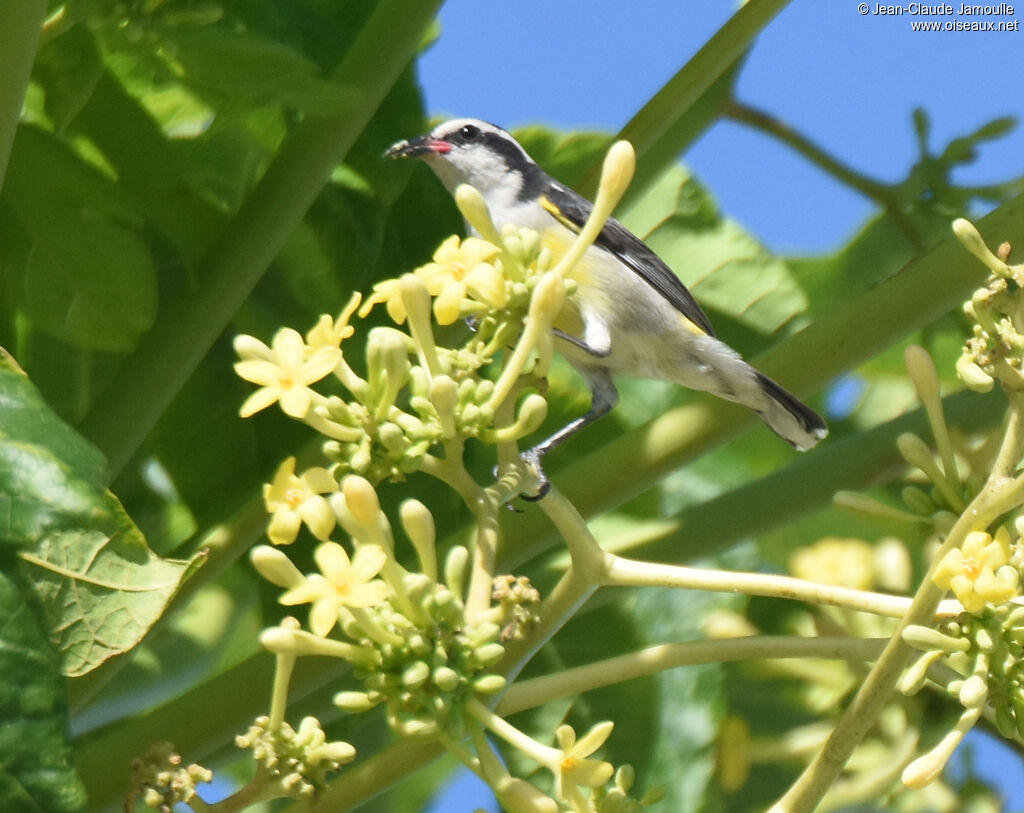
[{"left": 384, "top": 135, "right": 452, "bottom": 159}]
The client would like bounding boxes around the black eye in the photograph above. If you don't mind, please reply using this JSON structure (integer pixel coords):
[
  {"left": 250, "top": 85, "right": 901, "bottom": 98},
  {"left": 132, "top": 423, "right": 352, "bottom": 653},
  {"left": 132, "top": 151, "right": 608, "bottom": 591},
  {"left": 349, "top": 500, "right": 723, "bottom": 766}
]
[{"left": 459, "top": 124, "right": 480, "bottom": 141}]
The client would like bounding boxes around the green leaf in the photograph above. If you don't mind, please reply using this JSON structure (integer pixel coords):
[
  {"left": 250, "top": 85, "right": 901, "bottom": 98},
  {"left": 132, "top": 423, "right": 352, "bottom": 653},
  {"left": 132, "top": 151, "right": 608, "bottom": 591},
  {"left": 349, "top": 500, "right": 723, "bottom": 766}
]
[
  {"left": 787, "top": 214, "right": 916, "bottom": 322},
  {"left": 160, "top": 26, "right": 360, "bottom": 114},
  {"left": 0, "top": 561, "right": 87, "bottom": 813},
  {"left": 1, "top": 125, "right": 157, "bottom": 352},
  {"left": 33, "top": 24, "right": 104, "bottom": 132},
  {"left": 515, "top": 127, "right": 613, "bottom": 190},
  {"left": 0, "top": 354, "right": 203, "bottom": 676},
  {"left": 618, "top": 165, "right": 808, "bottom": 335}
]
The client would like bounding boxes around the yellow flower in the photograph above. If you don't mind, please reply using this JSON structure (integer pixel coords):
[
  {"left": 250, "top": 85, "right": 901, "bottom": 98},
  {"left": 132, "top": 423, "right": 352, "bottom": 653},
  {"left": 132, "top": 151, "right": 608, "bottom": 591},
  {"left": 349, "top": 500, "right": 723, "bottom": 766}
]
[
  {"left": 280, "top": 542, "right": 390, "bottom": 636},
  {"left": 548, "top": 722, "right": 615, "bottom": 807},
  {"left": 306, "top": 292, "right": 361, "bottom": 352},
  {"left": 790, "top": 537, "right": 875, "bottom": 590},
  {"left": 359, "top": 277, "right": 407, "bottom": 324},
  {"left": 263, "top": 457, "right": 338, "bottom": 545},
  {"left": 933, "top": 528, "right": 1019, "bottom": 613},
  {"left": 415, "top": 235, "right": 505, "bottom": 325},
  {"left": 234, "top": 328, "right": 340, "bottom": 418}
]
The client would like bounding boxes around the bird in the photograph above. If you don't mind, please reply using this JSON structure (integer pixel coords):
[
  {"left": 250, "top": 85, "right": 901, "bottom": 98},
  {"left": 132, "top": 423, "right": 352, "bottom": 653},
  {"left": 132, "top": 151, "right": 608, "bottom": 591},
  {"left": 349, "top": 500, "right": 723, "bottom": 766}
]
[{"left": 385, "top": 118, "right": 827, "bottom": 497}]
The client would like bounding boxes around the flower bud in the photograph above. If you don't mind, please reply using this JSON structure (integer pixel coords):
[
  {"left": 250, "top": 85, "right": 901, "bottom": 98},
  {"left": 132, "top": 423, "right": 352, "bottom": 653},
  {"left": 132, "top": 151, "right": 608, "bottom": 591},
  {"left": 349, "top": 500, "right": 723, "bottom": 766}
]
[
  {"left": 904, "top": 345, "right": 941, "bottom": 406},
  {"left": 953, "top": 218, "right": 1010, "bottom": 276},
  {"left": 250, "top": 545, "right": 305, "bottom": 589},
  {"left": 445, "top": 545, "right": 470, "bottom": 599},
  {"left": 514, "top": 393, "right": 548, "bottom": 438},
  {"left": 469, "top": 622, "right": 501, "bottom": 647},
  {"left": 897, "top": 433, "right": 937, "bottom": 478},
  {"left": 429, "top": 375, "right": 459, "bottom": 437},
  {"left": 519, "top": 229, "right": 541, "bottom": 263},
  {"left": 902, "top": 734, "right": 957, "bottom": 789},
  {"left": 307, "top": 740, "right": 357, "bottom": 766},
  {"left": 342, "top": 475, "right": 382, "bottom": 529},
  {"left": 530, "top": 268, "right": 564, "bottom": 317},
  {"left": 402, "top": 661, "right": 431, "bottom": 688},
  {"left": 333, "top": 691, "right": 379, "bottom": 713},
  {"left": 902, "top": 624, "right": 970, "bottom": 653},
  {"left": 455, "top": 184, "right": 501, "bottom": 245},
  {"left": 495, "top": 776, "right": 558, "bottom": 813},
  {"left": 432, "top": 666, "right": 461, "bottom": 692},
  {"left": 956, "top": 355, "right": 995, "bottom": 392},
  {"left": 399, "top": 272, "right": 433, "bottom": 322},
  {"left": 367, "top": 327, "right": 411, "bottom": 417},
  {"left": 959, "top": 674, "right": 989, "bottom": 709},
  {"left": 400, "top": 499, "right": 437, "bottom": 581},
  {"left": 402, "top": 572, "right": 434, "bottom": 604},
  {"left": 975, "top": 627, "right": 996, "bottom": 652},
  {"left": 901, "top": 485, "right": 935, "bottom": 515},
  {"left": 601, "top": 140, "right": 636, "bottom": 207},
  {"left": 295, "top": 716, "right": 326, "bottom": 747},
  {"left": 474, "top": 643, "right": 506, "bottom": 667},
  {"left": 473, "top": 674, "right": 507, "bottom": 695},
  {"left": 233, "top": 333, "right": 271, "bottom": 360},
  {"left": 898, "top": 649, "right": 943, "bottom": 696},
  {"left": 393, "top": 717, "right": 439, "bottom": 740}
]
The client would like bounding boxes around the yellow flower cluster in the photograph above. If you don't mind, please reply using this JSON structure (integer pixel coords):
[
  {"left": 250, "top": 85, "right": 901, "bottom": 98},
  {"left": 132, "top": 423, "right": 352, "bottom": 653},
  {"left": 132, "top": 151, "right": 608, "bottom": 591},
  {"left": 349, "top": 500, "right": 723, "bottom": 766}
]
[
  {"left": 789, "top": 537, "right": 876, "bottom": 591},
  {"left": 361, "top": 235, "right": 508, "bottom": 325},
  {"left": 360, "top": 224, "right": 556, "bottom": 330},
  {"left": 932, "top": 528, "right": 1020, "bottom": 613}
]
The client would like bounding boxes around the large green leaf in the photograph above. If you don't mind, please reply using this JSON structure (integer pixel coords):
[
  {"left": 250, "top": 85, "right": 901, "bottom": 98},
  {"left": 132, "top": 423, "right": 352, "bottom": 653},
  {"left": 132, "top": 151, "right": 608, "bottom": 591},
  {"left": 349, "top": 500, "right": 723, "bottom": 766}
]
[
  {"left": 0, "top": 353, "right": 202, "bottom": 676},
  {"left": 159, "top": 26, "right": 360, "bottom": 114},
  {"left": 0, "top": 562, "right": 86, "bottom": 813},
  {"left": 0, "top": 125, "right": 157, "bottom": 352}
]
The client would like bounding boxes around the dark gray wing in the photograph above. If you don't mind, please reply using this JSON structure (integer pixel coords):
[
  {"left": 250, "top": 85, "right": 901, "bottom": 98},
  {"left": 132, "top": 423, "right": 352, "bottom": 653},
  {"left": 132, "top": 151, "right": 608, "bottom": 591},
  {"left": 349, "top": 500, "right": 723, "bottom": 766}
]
[{"left": 540, "top": 182, "right": 715, "bottom": 337}]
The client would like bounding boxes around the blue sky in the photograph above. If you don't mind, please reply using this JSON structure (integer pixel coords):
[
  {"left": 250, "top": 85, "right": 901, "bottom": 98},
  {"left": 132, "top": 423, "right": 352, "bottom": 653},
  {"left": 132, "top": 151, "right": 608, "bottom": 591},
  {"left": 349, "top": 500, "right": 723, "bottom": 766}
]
[
  {"left": 416, "top": 2, "right": 1024, "bottom": 810},
  {"left": 418, "top": 0, "right": 1024, "bottom": 254}
]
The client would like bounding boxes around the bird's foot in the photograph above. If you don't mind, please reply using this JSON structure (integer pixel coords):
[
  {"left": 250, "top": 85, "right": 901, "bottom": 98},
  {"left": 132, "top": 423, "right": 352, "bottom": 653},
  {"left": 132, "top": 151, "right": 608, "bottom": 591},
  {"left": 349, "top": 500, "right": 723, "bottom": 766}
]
[{"left": 518, "top": 448, "right": 551, "bottom": 502}]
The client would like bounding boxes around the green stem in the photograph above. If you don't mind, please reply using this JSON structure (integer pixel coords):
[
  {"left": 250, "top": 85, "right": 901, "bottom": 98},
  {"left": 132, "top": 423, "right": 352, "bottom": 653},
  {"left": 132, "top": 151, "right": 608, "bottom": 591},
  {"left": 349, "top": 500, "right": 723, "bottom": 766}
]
[
  {"left": 0, "top": 0, "right": 46, "bottom": 191},
  {"left": 723, "top": 99, "right": 924, "bottom": 250},
  {"left": 499, "top": 636, "right": 886, "bottom": 718},
  {"left": 586, "top": 0, "right": 794, "bottom": 196},
  {"left": 602, "top": 555, "right": 963, "bottom": 618},
  {"left": 79, "top": 0, "right": 444, "bottom": 479},
  {"left": 268, "top": 650, "right": 294, "bottom": 731},
  {"left": 816, "top": 728, "right": 919, "bottom": 813},
  {"left": 423, "top": 454, "right": 498, "bottom": 618},
  {"left": 464, "top": 697, "right": 560, "bottom": 767},
  {"left": 772, "top": 405, "right": 1024, "bottom": 813},
  {"left": 539, "top": 487, "right": 611, "bottom": 580}
]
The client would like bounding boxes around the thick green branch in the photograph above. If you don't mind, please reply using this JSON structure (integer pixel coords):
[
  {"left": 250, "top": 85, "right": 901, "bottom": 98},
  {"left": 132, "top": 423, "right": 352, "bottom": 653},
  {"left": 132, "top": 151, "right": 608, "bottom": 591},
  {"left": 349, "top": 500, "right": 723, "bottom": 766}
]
[
  {"left": 595, "top": 387, "right": 1004, "bottom": 566},
  {"left": 79, "top": 0, "right": 444, "bottom": 478},
  {"left": 584, "top": 0, "right": 794, "bottom": 196},
  {"left": 0, "top": 0, "right": 46, "bottom": 190},
  {"left": 499, "top": 636, "right": 887, "bottom": 717}
]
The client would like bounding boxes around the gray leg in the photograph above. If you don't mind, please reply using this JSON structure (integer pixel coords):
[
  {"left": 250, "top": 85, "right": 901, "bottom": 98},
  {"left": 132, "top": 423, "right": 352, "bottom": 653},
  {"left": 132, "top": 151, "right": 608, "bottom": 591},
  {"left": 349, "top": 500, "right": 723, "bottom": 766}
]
[{"left": 520, "top": 368, "right": 618, "bottom": 501}]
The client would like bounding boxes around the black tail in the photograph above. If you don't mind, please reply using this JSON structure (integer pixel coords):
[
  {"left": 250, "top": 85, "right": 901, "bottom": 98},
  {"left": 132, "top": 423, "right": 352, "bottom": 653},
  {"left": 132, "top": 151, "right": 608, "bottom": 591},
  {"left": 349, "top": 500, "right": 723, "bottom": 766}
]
[{"left": 753, "top": 372, "right": 828, "bottom": 451}]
